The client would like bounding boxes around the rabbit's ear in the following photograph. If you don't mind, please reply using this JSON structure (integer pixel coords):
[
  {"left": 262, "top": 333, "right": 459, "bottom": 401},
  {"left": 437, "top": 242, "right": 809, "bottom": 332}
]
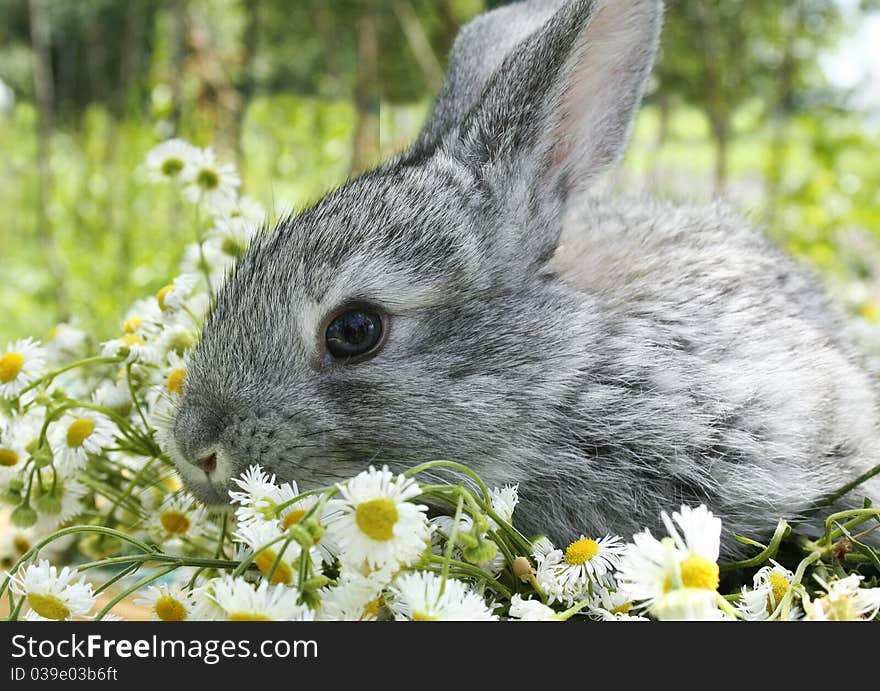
[
  {"left": 451, "top": 0, "right": 662, "bottom": 260},
  {"left": 411, "top": 0, "right": 566, "bottom": 155}
]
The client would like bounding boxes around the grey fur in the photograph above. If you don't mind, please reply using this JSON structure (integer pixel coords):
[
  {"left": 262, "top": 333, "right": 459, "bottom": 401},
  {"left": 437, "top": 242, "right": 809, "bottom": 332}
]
[{"left": 170, "top": 0, "right": 880, "bottom": 556}]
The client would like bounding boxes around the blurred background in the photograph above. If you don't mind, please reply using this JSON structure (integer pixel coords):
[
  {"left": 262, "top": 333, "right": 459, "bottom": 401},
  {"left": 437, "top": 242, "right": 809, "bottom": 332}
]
[{"left": 1, "top": 0, "right": 879, "bottom": 350}]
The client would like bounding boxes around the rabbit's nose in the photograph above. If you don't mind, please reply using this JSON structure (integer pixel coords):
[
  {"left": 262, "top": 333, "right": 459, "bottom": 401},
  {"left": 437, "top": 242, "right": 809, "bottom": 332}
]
[{"left": 173, "top": 402, "right": 225, "bottom": 468}]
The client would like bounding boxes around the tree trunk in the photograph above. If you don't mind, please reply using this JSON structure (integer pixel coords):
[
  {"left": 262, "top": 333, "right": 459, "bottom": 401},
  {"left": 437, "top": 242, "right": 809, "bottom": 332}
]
[
  {"left": 350, "top": 5, "right": 380, "bottom": 175},
  {"left": 28, "top": 0, "right": 70, "bottom": 322}
]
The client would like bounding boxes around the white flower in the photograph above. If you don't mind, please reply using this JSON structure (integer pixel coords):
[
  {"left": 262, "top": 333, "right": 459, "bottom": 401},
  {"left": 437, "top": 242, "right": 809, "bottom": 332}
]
[
  {"left": 737, "top": 562, "right": 801, "bottom": 621},
  {"left": 101, "top": 333, "right": 160, "bottom": 365},
  {"left": 147, "top": 494, "right": 207, "bottom": 545},
  {"left": 182, "top": 147, "right": 240, "bottom": 213},
  {"left": 535, "top": 535, "right": 624, "bottom": 605},
  {"left": 325, "top": 466, "right": 430, "bottom": 570},
  {"left": 0, "top": 338, "right": 45, "bottom": 400},
  {"left": 508, "top": 594, "right": 559, "bottom": 621},
  {"left": 92, "top": 378, "right": 132, "bottom": 411},
  {"left": 145, "top": 139, "right": 199, "bottom": 183},
  {"left": 155, "top": 274, "right": 199, "bottom": 319},
  {"left": 32, "top": 468, "right": 88, "bottom": 531},
  {"left": 9, "top": 560, "right": 95, "bottom": 620},
  {"left": 0, "top": 415, "right": 31, "bottom": 487},
  {"left": 49, "top": 410, "right": 117, "bottom": 473},
  {"left": 229, "top": 465, "right": 284, "bottom": 514},
  {"left": 489, "top": 483, "right": 519, "bottom": 526},
  {"left": 0, "top": 520, "right": 34, "bottom": 571},
  {"left": 804, "top": 574, "right": 880, "bottom": 621},
  {"left": 155, "top": 323, "right": 197, "bottom": 360},
  {"left": 44, "top": 323, "right": 86, "bottom": 362},
  {"left": 649, "top": 588, "right": 730, "bottom": 621},
  {"left": 181, "top": 240, "right": 234, "bottom": 290},
  {"left": 317, "top": 571, "right": 389, "bottom": 621},
  {"left": 587, "top": 583, "right": 648, "bottom": 621},
  {"left": 206, "top": 575, "right": 313, "bottom": 621},
  {"left": 208, "top": 216, "right": 260, "bottom": 260},
  {"left": 121, "top": 298, "right": 163, "bottom": 339},
  {"left": 389, "top": 571, "right": 496, "bottom": 621},
  {"left": 234, "top": 519, "right": 319, "bottom": 586},
  {"left": 617, "top": 504, "right": 721, "bottom": 610},
  {"left": 229, "top": 195, "right": 267, "bottom": 224},
  {"left": 134, "top": 583, "right": 196, "bottom": 621}
]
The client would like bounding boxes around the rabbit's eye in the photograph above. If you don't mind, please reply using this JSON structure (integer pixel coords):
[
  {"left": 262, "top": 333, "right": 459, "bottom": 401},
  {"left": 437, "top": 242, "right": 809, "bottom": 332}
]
[{"left": 325, "top": 308, "right": 386, "bottom": 361}]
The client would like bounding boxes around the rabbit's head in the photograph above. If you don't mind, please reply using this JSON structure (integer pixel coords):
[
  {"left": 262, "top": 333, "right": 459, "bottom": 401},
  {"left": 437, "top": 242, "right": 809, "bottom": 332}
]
[{"left": 169, "top": 0, "right": 663, "bottom": 505}]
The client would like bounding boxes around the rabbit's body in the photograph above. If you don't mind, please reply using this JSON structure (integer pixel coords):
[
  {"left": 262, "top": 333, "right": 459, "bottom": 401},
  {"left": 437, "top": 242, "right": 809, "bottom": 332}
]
[{"left": 170, "top": 0, "right": 880, "bottom": 556}]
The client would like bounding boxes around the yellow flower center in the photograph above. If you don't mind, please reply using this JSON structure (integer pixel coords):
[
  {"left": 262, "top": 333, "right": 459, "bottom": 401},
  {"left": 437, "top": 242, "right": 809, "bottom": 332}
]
[
  {"left": 254, "top": 551, "right": 293, "bottom": 585},
  {"left": 66, "top": 418, "right": 96, "bottom": 448},
  {"left": 766, "top": 572, "right": 790, "bottom": 612},
  {"left": 162, "top": 475, "right": 182, "bottom": 493},
  {"left": 122, "top": 334, "right": 144, "bottom": 348},
  {"left": 159, "top": 509, "right": 191, "bottom": 535},
  {"left": 123, "top": 316, "right": 142, "bottom": 334},
  {"left": 47, "top": 326, "right": 61, "bottom": 341},
  {"left": 564, "top": 538, "right": 601, "bottom": 565},
  {"left": 13, "top": 536, "right": 31, "bottom": 554},
  {"left": 362, "top": 599, "right": 381, "bottom": 620},
  {"left": 281, "top": 509, "right": 307, "bottom": 530},
  {"left": 355, "top": 498, "right": 398, "bottom": 541},
  {"left": 166, "top": 368, "right": 186, "bottom": 395},
  {"left": 678, "top": 555, "right": 719, "bottom": 591},
  {"left": 0, "top": 352, "right": 24, "bottom": 383},
  {"left": 197, "top": 168, "right": 220, "bottom": 190},
  {"left": 156, "top": 285, "right": 175, "bottom": 312},
  {"left": 28, "top": 593, "right": 71, "bottom": 620},
  {"left": 161, "top": 157, "right": 184, "bottom": 177},
  {"left": 0, "top": 448, "right": 20, "bottom": 467},
  {"left": 154, "top": 595, "right": 188, "bottom": 621},
  {"left": 610, "top": 601, "right": 634, "bottom": 615},
  {"left": 229, "top": 612, "right": 271, "bottom": 621},
  {"left": 412, "top": 611, "right": 436, "bottom": 621}
]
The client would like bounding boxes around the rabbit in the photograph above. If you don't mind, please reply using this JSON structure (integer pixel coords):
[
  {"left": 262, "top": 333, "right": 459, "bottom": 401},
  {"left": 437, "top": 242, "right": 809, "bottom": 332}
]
[{"left": 168, "top": 0, "right": 880, "bottom": 557}]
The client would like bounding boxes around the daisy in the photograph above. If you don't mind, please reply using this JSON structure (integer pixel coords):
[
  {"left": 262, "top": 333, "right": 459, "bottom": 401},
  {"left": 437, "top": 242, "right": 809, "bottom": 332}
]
[
  {"left": 0, "top": 415, "right": 30, "bottom": 488},
  {"left": 489, "top": 483, "right": 519, "bottom": 526},
  {"left": 317, "top": 571, "right": 389, "bottom": 621},
  {"left": 508, "top": 594, "right": 560, "bottom": 621},
  {"left": 325, "top": 466, "right": 430, "bottom": 570},
  {"left": 804, "top": 574, "right": 880, "bottom": 621},
  {"left": 535, "top": 535, "right": 624, "bottom": 604},
  {"left": 206, "top": 575, "right": 313, "bottom": 621},
  {"left": 229, "top": 195, "right": 267, "bottom": 224},
  {"left": 9, "top": 560, "right": 95, "bottom": 620},
  {"left": 145, "top": 139, "right": 199, "bottom": 183},
  {"left": 155, "top": 323, "right": 197, "bottom": 359},
  {"left": 587, "top": 583, "right": 649, "bottom": 621},
  {"left": 234, "top": 520, "right": 318, "bottom": 586},
  {"left": 737, "top": 562, "right": 802, "bottom": 621},
  {"left": 0, "top": 338, "right": 45, "bottom": 400},
  {"left": 134, "top": 583, "right": 196, "bottom": 621},
  {"left": 44, "top": 322, "right": 86, "bottom": 362},
  {"left": 0, "top": 522, "right": 34, "bottom": 571},
  {"left": 180, "top": 240, "right": 234, "bottom": 290},
  {"left": 147, "top": 493, "right": 207, "bottom": 546},
  {"left": 617, "top": 504, "right": 722, "bottom": 608},
  {"left": 649, "top": 588, "right": 729, "bottom": 621},
  {"left": 122, "top": 297, "right": 163, "bottom": 335},
  {"left": 156, "top": 274, "right": 199, "bottom": 318},
  {"left": 208, "top": 216, "right": 260, "bottom": 260},
  {"left": 182, "top": 147, "right": 240, "bottom": 213},
  {"left": 389, "top": 571, "right": 496, "bottom": 621},
  {"left": 101, "top": 333, "right": 160, "bottom": 365},
  {"left": 92, "top": 378, "right": 132, "bottom": 411},
  {"left": 49, "top": 411, "right": 116, "bottom": 473},
  {"left": 32, "top": 468, "right": 88, "bottom": 531}
]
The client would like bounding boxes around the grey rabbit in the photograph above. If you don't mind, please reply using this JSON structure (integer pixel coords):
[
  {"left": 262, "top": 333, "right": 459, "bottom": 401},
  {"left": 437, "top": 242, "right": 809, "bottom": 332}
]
[{"left": 169, "top": 0, "right": 880, "bottom": 557}]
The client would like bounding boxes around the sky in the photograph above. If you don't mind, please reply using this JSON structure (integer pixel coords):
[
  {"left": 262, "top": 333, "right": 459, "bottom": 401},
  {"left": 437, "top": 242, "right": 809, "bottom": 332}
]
[{"left": 822, "top": 9, "right": 880, "bottom": 112}]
